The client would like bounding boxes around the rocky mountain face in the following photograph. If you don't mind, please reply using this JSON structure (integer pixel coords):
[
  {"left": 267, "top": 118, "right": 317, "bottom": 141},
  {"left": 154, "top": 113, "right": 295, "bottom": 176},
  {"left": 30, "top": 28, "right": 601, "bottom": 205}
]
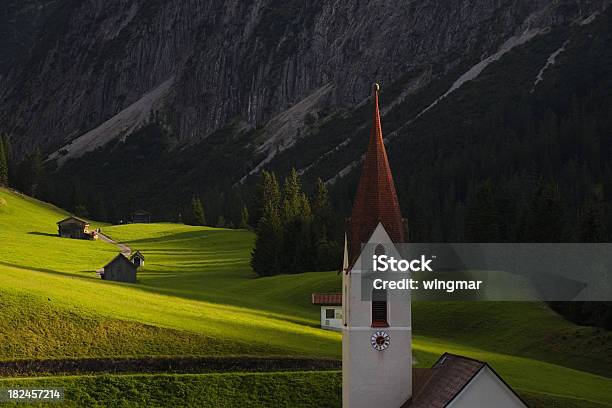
[
  {"left": 1, "top": 0, "right": 607, "bottom": 162},
  {"left": 0, "top": 0, "right": 59, "bottom": 79},
  {"left": 2, "top": 0, "right": 612, "bottom": 233}
]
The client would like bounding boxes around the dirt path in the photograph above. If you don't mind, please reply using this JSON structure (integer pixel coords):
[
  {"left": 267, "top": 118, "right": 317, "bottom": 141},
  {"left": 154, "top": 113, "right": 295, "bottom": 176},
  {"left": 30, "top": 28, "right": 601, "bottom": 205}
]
[
  {"left": 98, "top": 232, "right": 131, "bottom": 256},
  {"left": 0, "top": 357, "right": 341, "bottom": 377}
]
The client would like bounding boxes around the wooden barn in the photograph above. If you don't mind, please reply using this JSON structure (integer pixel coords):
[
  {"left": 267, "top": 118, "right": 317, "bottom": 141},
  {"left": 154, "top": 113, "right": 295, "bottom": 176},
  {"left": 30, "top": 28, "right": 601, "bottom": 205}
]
[
  {"left": 131, "top": 210, "right": 151, "bottom": 224},
  {"left": 57, "top": 216, "right": 97, "bottom": 239},
  {"left": 101, "top": 253, "right": 139, "bottom": 283}
]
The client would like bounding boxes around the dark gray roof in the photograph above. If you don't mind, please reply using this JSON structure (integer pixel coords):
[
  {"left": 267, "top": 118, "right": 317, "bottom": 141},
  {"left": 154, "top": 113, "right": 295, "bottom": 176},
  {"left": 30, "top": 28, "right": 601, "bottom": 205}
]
[
  {"left": 103, "top": 253, "right": 137, "bottom": 270},
  {"left": 403, "top": 353, "right": 527, "bottom": 407},
  {"left": 57, "top": 216, "right": 89, "bottom": 225}
]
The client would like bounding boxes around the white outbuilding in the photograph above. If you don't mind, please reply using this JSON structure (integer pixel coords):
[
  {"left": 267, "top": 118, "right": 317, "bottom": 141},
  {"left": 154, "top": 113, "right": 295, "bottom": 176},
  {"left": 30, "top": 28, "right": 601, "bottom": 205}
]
[{"left": 311, "top": 293, "right": 343, "bottom": 331}]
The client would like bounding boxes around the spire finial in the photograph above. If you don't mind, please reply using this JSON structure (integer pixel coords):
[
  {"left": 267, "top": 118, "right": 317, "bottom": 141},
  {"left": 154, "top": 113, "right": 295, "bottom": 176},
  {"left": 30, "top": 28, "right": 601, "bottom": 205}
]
[{"left": 373, "top": 82, "right": 380, "bottom": 94}]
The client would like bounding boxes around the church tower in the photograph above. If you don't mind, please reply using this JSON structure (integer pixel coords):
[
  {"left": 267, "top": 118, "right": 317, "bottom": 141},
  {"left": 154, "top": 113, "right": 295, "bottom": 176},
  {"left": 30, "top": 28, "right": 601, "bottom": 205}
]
[{"left": 342, "top": 84, "right": 412, "bottom": 408}]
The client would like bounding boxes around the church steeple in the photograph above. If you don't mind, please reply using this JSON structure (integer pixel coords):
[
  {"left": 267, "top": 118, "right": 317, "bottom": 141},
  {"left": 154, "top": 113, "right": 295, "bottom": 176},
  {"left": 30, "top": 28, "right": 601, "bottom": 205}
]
[
  {"left": 342, "top": 85, "right": 412, "bottom": 408},
  {"left": 347, "top": 83, "right": 405, "bottom": 265}
]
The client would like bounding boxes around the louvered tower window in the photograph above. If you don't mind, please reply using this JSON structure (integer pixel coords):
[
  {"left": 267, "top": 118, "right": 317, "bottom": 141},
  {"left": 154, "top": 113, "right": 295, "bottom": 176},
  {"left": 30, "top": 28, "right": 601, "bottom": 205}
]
[
  {"left": 372, "top": 289, "right": 388, "bottom": 327},
  {"left": 372, "top": 244, "right": 388, "bottom": 327}
]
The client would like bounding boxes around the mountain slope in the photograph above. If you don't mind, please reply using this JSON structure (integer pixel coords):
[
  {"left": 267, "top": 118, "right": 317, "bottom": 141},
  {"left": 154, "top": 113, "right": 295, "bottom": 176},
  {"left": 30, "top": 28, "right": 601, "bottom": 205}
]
[
  {"left": 17, "top": 3, "right": 610, "bottom": 232},
  {"left": 1, "top": 0, "right": 607, "bottom": 159}
]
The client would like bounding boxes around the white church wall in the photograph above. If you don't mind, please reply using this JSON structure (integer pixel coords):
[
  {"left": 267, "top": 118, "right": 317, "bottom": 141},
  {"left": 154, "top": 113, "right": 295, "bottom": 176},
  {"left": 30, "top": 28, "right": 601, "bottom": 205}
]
[
  {"left": 447, "top": 366, "right": 527, "bottom": 408},
  {"left": 343, "top": 223, "right": 412, "bottom": 408}
]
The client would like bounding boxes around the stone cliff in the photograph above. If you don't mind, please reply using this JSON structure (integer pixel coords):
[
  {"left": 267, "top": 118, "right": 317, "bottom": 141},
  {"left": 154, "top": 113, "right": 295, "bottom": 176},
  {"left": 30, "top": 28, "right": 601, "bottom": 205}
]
[{"left": 1, "top": 0, "right": 607, "bottom": 163}]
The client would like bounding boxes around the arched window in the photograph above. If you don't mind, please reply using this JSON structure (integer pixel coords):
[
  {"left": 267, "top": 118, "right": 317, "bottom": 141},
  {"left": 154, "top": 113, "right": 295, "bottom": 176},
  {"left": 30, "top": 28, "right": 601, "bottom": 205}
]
[
  {"left": 371, "top": 288, "right": 388, "bottom": 327},
  {"left": 374, "top": 244, "right": 386, "bottom": 256}
]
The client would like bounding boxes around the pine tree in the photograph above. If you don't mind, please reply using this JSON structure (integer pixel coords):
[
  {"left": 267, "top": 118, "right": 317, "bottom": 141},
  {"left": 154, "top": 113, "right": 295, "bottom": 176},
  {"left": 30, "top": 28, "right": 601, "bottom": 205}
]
[
  {"left": 191, "top": 196, "right": 206, "bottom": 226},
  {"left": 579, "top": 195, "right": 606, "bottom": 242},
  {"left": 282, "top": 169, "right": 302, "bottom": 222},
  {"left": 296, "top": 192, "right": 315, "bottom": 271},
  {"left": 251, "top": 195, "right": 283, "bottom": 276},
  {"left": 313, "top": 179, "right": 336, "bottom": 235},
  {"left": 240, "top": 206, "right": 250, "bottom": 229},
  {"left": 250, "top": 170, "right": 285, "bottom": 276},
  {"left": 2, "top": 135, "right": 11, "bottom": 188},
  {"left": 216, "top": 215, "right": 226, "bottom": 228},
  {"left": 312, "top": 178, "right": 331, "bottom": 220},
  {"left": 250, "top": 171, "right": 280, "bottom": 228},
  {"left": 521, "top": 181, "right": 564, "bottom": 242},
  {"left": 280, "top": 169, "right": 314, "bottom": 273},
  {"left": 74, "top": 204, "right": 90, "bottom": 218},
  {"left": 465, "top": 180, "right": 500, "bottom": 242},
  {"left": 1, "top": 135, "right": 11, "bottom": 165},
  {"left": 311, "top": 178, "right": 340, "bottom": 271},
  {"left": 70, "top": 182, "right": 86, "bottom": 214},
  {"left": 16, "top": 148, "right": 44, "bottom": 196},
  {"left": 250, "top": 178, "right": 264, "bottom": 228},
  {"left": 0, "top": 138, "right": 8, "bottom": 187}
]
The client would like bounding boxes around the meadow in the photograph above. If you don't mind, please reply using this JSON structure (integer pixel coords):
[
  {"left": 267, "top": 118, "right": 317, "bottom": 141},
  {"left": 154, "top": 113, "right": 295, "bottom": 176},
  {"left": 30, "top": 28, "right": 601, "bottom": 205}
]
[{"left": 0, "top": 187, "right": 611, "bottom": 407}]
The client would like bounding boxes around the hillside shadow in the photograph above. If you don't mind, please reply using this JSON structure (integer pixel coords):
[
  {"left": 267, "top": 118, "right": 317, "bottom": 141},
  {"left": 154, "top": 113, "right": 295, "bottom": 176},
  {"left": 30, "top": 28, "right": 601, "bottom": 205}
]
[
  {"left": 0, "top": 261, "right": 98, "bottom": 280},
  {"left": 101, "top": 232, "right": 315, "bottom": 324},
  {"left": 107, "top": 229, "right": 246, "bottom": 246},
  {"left": 27, "top": 231, "right": 58, "bottom": 238}
]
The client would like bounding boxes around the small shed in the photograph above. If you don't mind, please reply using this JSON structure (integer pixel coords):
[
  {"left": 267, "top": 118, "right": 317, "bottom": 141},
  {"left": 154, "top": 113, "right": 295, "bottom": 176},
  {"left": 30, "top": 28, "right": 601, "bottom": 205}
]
[
  {"left": 130, "top": 250, "right": 145, "bottom": 267},
  {"left": 131, "top": 210, "right": 151, "bottom": 224},
  {"left": 57, "top": 216, "right": 95, "bottom": 239},
  {"left": 101, "top": 253, "right": 139, "bottom": 283},
  {"left": 312, "top": 293, "right": 343, "bottom": 331}
]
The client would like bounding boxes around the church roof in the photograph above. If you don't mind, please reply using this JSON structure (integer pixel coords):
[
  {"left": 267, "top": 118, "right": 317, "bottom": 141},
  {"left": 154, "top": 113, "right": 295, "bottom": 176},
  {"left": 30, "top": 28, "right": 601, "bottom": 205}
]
[
  {"left": 347, "top": 84, "right": 405, "bottom": 265},
  {"left": 404, "top": 353, "right": 527, "bottom": 407}
]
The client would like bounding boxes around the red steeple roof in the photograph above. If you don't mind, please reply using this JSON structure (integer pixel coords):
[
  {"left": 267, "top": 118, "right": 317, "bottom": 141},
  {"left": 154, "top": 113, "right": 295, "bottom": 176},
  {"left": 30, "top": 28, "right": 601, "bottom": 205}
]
[{"left": 347, "top": 84, "right": 405, "bottom": 265}]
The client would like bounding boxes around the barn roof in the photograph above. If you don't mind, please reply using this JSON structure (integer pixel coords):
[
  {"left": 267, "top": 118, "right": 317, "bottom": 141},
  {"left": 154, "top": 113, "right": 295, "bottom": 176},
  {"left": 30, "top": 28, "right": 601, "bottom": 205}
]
[
  {"left": 103, "top": 253, "right": 137, "bottom": 270},
  {"left": 347, "top": 84, "right": 405, "bottom": 266},
  {"left": 311, "top": 293, "right": 342, "bottom": 306},
  {"left": 57, "top": 216, "right": 89, "bottom": 226},
  {"left": 403, "top": 353, "right": 527, "bottom": 407}
]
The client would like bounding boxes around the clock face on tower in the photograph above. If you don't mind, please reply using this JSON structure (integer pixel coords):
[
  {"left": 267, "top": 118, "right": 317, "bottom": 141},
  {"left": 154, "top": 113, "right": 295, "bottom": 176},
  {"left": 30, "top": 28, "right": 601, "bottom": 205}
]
[{"left": 371, "top": 331, "right": 390, "bottom": 351}]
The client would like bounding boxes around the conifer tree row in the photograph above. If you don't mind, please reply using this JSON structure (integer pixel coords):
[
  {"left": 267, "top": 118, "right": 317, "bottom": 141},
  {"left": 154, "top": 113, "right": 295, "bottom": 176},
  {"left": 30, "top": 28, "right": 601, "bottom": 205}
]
[
  {"left": 190, "top": 196, "right": 206, "bottom": 226},
  {"left": 0, "top": 137, "right": 8, "bottom": 187},
  {"left": 251, "top": 169, "right": 340, "bottom": 276}
]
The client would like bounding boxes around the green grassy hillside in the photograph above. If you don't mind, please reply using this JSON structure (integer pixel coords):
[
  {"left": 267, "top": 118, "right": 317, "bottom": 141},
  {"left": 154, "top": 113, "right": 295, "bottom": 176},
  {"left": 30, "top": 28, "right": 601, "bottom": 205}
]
[
  {"left": 0, "top": 188, "right": 340, "bottom": 359},
  {"left": 0, "top": 372, "right": 609, "bottom": 408},
  {"left": 0, "top": 188, "right": 113, "bottom": 276},
  {"left": 100, "top": 223, "right": 340, "bottom": 324},
  {"left": 1, "top": 187, "right": 611, "bottom": 406},
  {"left": 0, "top": 371, "right": 342, "bottom": 408}
]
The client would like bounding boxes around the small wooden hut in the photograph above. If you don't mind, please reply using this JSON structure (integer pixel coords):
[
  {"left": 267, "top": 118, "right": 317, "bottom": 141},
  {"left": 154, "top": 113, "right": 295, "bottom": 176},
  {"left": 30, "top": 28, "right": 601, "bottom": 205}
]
[
  {"left": 101, "top": 254, "right": 138, "bottom": 283},
  {"left": 57, "top": 216, "right": 95, "bottom": 239}
]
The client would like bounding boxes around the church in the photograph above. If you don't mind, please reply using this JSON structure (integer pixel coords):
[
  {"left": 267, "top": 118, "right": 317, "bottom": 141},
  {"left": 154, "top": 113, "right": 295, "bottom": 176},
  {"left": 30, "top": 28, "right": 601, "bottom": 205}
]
[{"left": 340, "top": 84, "right": 528, "bottom": 408}]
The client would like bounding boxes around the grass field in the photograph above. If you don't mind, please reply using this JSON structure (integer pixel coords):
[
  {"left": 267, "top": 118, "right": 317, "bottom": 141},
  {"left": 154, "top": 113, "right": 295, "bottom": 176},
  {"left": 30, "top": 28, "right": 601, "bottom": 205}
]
[
  {"left": 0, "top": 371, "right": 343, "bottom": 407},
  {"left": 1, "top": 187, "right": 611, "bottom": 407},
  {"left": 0, "top": 372, "right": 610, "bottom": 408}
]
